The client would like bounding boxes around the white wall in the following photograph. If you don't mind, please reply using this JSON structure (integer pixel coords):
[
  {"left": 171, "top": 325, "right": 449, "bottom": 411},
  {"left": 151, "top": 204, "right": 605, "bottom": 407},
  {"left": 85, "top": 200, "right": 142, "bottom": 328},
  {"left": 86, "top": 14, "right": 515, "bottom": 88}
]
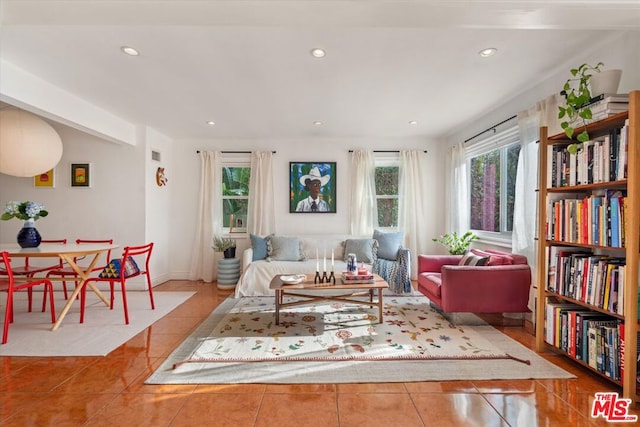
[
  {"left": 169, "top": 136, "right": 446, "bottom": 279},
  {"left": 145, "top": 127, "right": 173, "bottom": 284},
  {"left": 0, "top": 121, "right": 151, "bottom": 288},
  {"left": 6, "top": 33, "right": 636, "bottom": 283},
  {"left": 1, "top": 114, "right": 446, "bottom": 283},
  {"left": 447, "top": 32, "right": 640, "bottom": 148},
  {"left": 441, "top": 31, "right": 640, "bottom": 246},
  {"left": 0, "top": 124, "right": 145, "bottom": 243}
]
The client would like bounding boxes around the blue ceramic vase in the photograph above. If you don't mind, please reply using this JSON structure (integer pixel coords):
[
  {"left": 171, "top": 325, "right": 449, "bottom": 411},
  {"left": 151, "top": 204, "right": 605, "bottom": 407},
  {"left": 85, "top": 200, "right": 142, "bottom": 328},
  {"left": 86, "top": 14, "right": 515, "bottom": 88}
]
[{"left": 17, "top": 219, "right": 41, "bottom": 248}]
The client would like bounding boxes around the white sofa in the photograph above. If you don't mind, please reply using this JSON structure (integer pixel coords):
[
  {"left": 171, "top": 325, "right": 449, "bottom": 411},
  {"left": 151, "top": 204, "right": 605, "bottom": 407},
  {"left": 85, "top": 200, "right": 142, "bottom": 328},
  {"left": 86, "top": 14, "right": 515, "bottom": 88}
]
[
  {"left": 234, "top": 235, "right": 372, "bottom": 297},
  {"left": 234, "top": 233, "right": 412, "bottom": 297}
]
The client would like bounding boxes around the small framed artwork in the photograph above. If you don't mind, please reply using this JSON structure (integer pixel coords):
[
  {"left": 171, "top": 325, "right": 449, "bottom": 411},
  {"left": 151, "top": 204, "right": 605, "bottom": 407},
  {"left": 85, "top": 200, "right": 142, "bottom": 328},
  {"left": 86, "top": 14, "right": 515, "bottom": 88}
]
[
  {"left": 71, "top": 163, "right": 91, "bottom": 187},
  {"left": 229, "top": 214, "right": 247, "bottom": 233},
  {"left": 34, "top": 168, "right": 55, "bottom": 188},
  {"left": 290, "top": 162, "right": 336, "bottom": 213}
]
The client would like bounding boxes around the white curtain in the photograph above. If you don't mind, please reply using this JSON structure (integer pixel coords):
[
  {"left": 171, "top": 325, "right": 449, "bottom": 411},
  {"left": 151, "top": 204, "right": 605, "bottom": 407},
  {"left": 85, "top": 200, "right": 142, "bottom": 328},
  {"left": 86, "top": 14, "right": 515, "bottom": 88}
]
[
  {"left": 513, "top": 94, "right": 560, "bottom": 311},
  {"left": 189, "top": 151, "right": 222, "bottom": 282},
  {"left": 247, "top": 151, "right": 275, "bottom": 236},
  {"left": 446, "top": 142, "right": 469, "bottom": 235},
  {"left": 349, "top": 150, "right": 378, "bottom": 236},
  {"left": 398, "top": 150, "right": 429, "bottom": 279}
]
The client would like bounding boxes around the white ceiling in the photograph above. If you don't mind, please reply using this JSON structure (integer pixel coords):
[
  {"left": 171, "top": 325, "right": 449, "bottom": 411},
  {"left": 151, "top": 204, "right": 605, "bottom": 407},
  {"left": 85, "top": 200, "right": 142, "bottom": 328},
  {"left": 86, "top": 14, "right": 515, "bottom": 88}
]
[{"left": 1, "top": 1, "right": 639, "bottom": 141}]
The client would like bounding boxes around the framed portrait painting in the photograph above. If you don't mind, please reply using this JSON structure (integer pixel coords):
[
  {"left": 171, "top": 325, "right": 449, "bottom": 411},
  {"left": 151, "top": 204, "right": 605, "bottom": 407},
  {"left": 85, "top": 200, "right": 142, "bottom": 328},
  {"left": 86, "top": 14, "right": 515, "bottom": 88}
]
[
  {"left": 290, "top": 162, "right": 336, "bottom": 213},
  {"left": 71, "top": 163, "right": 91, "bottom": 187}
]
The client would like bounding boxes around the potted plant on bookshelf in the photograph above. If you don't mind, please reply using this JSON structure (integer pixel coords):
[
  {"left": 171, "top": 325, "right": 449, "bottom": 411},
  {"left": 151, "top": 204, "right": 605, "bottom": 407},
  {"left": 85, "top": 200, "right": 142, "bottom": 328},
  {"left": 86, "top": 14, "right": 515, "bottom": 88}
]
[
  {"left": 213, "top": 235, "right": 236, "bottom": 259},
  {"left": 558, "top": 62, "right": 605, "bottom": 154},
  {"left": 432, "top": 231, "right": 478, "bottom": 255}
]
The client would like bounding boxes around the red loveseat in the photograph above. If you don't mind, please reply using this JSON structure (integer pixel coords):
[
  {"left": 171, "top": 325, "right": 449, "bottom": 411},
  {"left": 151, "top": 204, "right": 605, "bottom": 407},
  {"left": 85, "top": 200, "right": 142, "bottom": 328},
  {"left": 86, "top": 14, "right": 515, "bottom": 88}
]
[{"left": 417, "top": 249, "right": 531, "bottom": 313}]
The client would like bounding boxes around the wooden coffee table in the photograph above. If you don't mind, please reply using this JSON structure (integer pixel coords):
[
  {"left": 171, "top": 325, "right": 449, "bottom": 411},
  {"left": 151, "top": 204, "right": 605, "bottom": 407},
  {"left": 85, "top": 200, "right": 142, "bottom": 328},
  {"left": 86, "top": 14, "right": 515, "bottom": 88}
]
[{"left": 269, "top": 273, "right": 389, "bottom": 325}]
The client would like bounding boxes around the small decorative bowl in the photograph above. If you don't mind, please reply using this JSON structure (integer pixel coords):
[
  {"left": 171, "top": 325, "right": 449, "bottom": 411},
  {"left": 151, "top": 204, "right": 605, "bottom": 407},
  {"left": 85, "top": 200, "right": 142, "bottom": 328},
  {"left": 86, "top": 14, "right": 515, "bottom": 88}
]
[{"left": 280, "top": 274, "right": 306, "bottom": 284}]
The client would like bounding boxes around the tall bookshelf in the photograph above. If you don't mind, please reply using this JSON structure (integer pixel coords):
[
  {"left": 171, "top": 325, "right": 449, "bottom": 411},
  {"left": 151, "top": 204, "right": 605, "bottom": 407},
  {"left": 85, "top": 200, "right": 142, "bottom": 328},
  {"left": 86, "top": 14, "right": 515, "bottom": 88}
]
[{"left": 536, "top": 90, "right": 639, "bottom": 402}]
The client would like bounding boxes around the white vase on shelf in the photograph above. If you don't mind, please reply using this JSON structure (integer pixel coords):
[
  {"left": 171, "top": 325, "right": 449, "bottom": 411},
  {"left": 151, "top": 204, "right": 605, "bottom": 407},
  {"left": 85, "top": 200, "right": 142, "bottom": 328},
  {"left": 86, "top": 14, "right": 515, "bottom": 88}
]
[{"left": 590, "top": 69, "right": 622, "bottom": 97}]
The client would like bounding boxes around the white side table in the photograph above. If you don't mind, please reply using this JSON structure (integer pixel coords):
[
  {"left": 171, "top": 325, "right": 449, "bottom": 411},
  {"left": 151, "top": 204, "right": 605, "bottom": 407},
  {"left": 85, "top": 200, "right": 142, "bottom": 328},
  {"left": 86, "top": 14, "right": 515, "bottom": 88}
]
[{"left": 217, "top": 257, "right": 240, "bottom": 290}]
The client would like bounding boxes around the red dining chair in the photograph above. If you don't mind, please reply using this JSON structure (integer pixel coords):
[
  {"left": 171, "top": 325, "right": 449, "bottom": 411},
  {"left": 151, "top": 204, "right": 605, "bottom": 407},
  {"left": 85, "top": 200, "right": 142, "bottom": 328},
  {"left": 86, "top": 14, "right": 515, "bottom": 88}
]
[
  {"left": 80, "top": 242, "right": 155, "bottom": 325},
  {"left": 0, "top": 251, "right": 56, "bottom": 344},
  {"left": 44, "top": 239, "right": 113, "bottom": 309},
  {"left": 0, "top": 239, "right": 66, "bottom": 313}
]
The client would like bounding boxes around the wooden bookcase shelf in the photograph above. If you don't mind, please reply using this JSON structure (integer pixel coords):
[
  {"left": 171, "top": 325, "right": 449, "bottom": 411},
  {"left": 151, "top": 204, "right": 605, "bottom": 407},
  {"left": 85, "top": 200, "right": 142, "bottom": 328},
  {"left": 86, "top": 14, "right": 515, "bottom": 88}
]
[{"left": 536, "top": 91, "right": 639, "bottom": 402}]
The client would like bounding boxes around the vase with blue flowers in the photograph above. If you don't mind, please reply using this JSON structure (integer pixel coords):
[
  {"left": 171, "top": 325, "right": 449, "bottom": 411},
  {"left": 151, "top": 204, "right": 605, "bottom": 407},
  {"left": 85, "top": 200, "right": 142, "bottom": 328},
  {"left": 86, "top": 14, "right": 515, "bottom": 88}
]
[{"left": 1, "top": 201, "right": 49, "bottom": 248}]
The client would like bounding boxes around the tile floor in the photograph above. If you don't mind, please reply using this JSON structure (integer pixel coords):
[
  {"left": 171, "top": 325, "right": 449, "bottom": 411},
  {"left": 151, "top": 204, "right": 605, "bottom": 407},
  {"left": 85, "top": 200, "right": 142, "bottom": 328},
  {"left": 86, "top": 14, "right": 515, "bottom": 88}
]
[{"left": 0, "top": 280, "right": 638, "bottom": 426}]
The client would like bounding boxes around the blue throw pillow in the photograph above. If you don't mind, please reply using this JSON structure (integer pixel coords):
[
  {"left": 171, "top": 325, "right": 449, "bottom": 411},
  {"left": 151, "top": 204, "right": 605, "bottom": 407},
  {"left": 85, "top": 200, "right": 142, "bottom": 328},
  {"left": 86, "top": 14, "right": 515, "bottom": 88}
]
[
  {"left": 250, "top": 234, "right": 269, "bottom": 261},
  {"left": 373, "top": 229, "right": 404, "bottom": 260}
]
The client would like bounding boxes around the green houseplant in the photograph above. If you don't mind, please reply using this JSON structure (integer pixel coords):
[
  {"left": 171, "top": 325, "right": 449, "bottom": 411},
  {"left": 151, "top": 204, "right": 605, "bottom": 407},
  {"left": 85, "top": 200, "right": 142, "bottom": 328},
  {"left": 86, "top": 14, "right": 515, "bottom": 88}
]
[
  {"left": 432, "top": 231, "right": 478, "bottom": 255},
  {"left": 213, "top": 235, "right": 237, "bottom": 259},
  {"left": 558, "top": 62, "right": 604, "bottom": 153}
]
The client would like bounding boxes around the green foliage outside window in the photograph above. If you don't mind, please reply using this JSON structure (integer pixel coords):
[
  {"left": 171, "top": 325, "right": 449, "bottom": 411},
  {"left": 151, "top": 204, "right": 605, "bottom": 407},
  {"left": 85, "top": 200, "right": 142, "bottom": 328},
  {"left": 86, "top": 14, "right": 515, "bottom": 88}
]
[
  {"left": 505, "top": 144, "right": 520, "bottom": 231},
  {"left": 222, "top": 167, "right": 250, "bottom": 228},
  {"left": 469, "top": 144, "right": 519, "bottom": 233},
  {"left": 375, "top": 166, "right": 399, "bottom": 227}
]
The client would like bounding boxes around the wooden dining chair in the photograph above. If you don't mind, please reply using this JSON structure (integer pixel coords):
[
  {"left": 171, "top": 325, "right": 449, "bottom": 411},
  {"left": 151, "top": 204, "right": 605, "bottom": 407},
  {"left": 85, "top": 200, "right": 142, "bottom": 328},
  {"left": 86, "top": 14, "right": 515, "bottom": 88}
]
[
  {"left": 44, "top": 238, "right": 113, "bottom": 306},
  {"left": 80, "top": 242, "right": 155, "bottom": 325},
  {"left": 0, "top": 239, "right": 66, "bottom": 313},
  {"left": 0, "top": 251, "right": 56, "bottom": 344}
]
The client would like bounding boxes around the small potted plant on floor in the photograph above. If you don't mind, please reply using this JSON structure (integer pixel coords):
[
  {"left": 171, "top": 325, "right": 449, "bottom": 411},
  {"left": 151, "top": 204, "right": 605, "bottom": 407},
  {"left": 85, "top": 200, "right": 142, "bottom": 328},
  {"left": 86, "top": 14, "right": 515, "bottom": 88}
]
[
  {"left": 432, "top": 231, "right": 478, "bottom": 255},
  {"left": 213, "top": 235, "right": 236, "bottom": 259}
]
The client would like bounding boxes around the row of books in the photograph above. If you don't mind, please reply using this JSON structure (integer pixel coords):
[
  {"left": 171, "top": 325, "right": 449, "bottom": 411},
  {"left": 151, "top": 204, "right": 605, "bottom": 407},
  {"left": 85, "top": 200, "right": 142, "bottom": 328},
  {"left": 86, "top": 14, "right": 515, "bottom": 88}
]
[
  {"left": 545, "top": 190, "right": 626, "bottom": 248},
  {"left": 547, "top": 120, "right": 629, "bottom": 187},
  {"left": 545, "top": 300, "right": 625, "bottom": 381},
  {"left": 546, "top": 246, "right": 625, "bottom": 314}
]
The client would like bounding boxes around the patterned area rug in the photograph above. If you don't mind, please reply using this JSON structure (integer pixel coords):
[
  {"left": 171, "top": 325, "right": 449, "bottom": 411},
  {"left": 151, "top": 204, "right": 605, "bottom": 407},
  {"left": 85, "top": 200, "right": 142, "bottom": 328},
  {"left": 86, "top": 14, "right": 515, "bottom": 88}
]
[
  {"left": 175, "top": 296, "right": 524, "bottom": 366},
  {"left": 146, "top": 295, "right": 575, "bottom": 384}
]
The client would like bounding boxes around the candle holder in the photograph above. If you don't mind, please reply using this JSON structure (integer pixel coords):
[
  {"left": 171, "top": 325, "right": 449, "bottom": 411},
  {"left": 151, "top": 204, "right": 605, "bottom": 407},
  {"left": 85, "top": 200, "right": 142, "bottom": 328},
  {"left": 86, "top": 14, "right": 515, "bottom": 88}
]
[{"left": 314, "top": 271, "right": 336, "bottom": 284}]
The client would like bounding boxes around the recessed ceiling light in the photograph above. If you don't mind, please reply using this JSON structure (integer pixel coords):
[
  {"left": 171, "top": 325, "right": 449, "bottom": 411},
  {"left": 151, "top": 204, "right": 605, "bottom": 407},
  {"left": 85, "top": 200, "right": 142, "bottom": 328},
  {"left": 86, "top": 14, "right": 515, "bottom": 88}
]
[
  {"left": 120, "top": 46, "right": 140, "bottom": 56},
  {"left": 313, "top": 121, "right": 323, "bottom": 126},
  {"left": 409, "top": 120, "right": 418, "bottom": 125},
  {"left": 310, "top": 48, "right": 326, "bottom": 58},
  {"left": 479, "top": 47, "right": 497, "bottom": 58},
  {"left": 206, "top": 120, "right": 216, "bottom": 126}
]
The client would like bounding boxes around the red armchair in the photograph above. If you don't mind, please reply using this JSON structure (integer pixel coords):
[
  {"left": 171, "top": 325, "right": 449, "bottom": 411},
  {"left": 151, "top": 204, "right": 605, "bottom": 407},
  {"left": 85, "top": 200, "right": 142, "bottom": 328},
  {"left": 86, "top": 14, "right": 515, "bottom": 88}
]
[{"left": 417, "top": 250, "right": 531, "bottom": 313}]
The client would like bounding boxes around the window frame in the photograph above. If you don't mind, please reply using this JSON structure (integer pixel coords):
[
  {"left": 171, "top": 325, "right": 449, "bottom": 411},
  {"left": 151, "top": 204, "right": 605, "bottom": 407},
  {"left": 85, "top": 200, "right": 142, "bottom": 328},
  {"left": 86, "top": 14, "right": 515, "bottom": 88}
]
[
  {"left": 374, "top": 153, "right": 400, "bottom": 231},
  {"left": 221, "top": 154, "right": 251, "bottom": 235},
  {"left": 465, "top": 126, "right": 520, "bottom": 244}
]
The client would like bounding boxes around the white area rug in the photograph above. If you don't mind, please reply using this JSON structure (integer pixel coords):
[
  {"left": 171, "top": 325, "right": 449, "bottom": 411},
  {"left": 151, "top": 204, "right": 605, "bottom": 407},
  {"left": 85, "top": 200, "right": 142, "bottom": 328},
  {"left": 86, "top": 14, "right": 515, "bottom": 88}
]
[
  {"left": 0, "top": 291, "right": 195, "bottom": 356},
  {"left": 146, "top": 295, "right": 575, "bottom": 384}
]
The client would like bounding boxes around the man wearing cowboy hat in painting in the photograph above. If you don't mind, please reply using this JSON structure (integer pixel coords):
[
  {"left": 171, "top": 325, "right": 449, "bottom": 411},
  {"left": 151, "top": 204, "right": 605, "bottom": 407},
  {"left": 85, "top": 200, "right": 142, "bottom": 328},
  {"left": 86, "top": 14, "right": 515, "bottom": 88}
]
[{"left": 296, "top": 166, "right": 330, "bottom": 212}]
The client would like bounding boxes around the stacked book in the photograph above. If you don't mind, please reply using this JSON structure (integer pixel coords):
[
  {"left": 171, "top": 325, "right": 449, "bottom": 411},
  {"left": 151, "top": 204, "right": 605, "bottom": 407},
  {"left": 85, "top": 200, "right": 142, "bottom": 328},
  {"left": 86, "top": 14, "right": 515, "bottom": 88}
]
[
  {"left": 581, "top": 93, "right": 629, "bottom": 123},
  {"left": 341, "top": 272, "right": 375, "bottom": 284}
]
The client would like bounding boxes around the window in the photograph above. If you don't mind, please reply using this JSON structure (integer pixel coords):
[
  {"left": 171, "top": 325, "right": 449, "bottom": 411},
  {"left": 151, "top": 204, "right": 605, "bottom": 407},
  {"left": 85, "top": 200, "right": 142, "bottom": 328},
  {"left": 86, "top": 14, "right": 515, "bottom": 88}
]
[
  {"left": 222, "top": 165, "right": 250, "bottom": 232},
  {"left": 466, "top": 126, "right": 520, "bottom": 239},
  {"left": 375, "top": 156, "right": 399, "bottom": 228}
]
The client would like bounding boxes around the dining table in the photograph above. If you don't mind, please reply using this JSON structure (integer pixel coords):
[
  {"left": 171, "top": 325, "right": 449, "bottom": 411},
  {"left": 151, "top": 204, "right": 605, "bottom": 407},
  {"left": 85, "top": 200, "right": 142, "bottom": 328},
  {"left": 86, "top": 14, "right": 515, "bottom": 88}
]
[{"left": 0, "top": 242, "right": 120, "bottom": 331}]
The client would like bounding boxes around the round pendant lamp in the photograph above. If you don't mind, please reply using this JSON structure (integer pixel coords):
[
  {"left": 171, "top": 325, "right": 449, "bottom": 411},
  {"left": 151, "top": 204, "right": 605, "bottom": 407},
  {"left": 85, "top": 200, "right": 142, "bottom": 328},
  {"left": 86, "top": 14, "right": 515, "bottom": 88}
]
[{"left": 0, "top": 108, "right": 63, "bottom": 177}]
